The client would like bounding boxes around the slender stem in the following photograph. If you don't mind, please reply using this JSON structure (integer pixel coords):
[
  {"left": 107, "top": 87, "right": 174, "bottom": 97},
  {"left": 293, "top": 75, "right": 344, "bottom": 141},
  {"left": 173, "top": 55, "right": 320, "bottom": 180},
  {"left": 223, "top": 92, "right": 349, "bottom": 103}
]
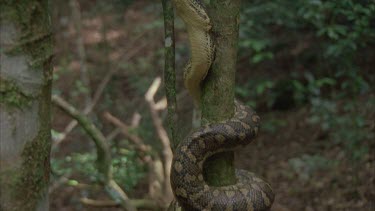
[
  {"left": 161, "top": 0, "right": 178, "bottom": 151},
  {"left": 52, "top": 95, "right": 111, "bottom": 180}
]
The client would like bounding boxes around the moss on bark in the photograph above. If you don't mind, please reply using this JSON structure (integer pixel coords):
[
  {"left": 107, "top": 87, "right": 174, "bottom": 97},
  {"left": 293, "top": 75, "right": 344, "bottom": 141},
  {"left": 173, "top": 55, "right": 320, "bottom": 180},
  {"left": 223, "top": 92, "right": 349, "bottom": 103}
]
[
  {"left": 1, "top": 0, "right": 53, "bottom": 69},
  {"left": 14, "top": 61, "right": 52, "bottom": 209},
  {"left": 1, "top": 117, "right": 51, "bottom": 211},
  {"left": 0, "top": 63, "right": 52, "bottom": 211},
  {"left": 14, "top": 127, "right": 51, "bottom": 210},
  {"left": 0, "top": 78, "right": 35, "bottom": 109}
]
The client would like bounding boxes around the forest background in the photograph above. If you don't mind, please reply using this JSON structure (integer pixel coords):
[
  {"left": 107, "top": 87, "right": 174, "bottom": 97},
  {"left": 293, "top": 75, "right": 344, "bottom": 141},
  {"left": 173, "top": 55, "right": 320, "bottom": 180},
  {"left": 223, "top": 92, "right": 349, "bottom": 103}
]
[{"left": 49, "top": 0, "right": 374, "bottom": 210}]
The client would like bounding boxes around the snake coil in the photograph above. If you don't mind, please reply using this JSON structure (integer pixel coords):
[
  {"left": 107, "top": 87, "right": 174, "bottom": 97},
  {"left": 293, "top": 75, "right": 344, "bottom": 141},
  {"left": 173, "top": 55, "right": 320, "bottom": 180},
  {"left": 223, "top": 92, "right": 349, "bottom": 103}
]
[{"left": 171, "top": 0, "right": 275, "bottom": 210}]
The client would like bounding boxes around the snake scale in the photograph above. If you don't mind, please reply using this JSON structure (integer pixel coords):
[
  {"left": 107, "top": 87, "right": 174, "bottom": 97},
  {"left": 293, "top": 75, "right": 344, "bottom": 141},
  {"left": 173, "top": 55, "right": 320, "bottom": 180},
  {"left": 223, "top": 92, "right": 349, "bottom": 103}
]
[{"left": 170, "top": 0, "right": 275, "bottom": 210}]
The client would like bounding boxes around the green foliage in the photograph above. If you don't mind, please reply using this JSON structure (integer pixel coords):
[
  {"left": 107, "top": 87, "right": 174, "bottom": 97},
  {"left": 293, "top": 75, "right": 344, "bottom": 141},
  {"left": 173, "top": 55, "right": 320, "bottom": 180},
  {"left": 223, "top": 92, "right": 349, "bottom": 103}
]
[
  {"left": 111, "top": 147, "right": 146, "bottom": 189},
  {"left": 51, "top": 147, "right": 146, "bottom": 191},
  {"left": 261, "top": 118, "right": 287, "bottom": 134},
  {"left": 240, "top": 0, "right": 374, "bottom": 96},
  {"left": 288, "top": 154, "right": 338, "bottom": 181},
  {"left": 0, "top": 78, "right": 34, "bottom": 109},
  {"left": 237, "top": 77, "right": 372, "bottom": 159},
  {"left": 298, "top": 0, "right": 375, "bottom": 58},
  {"left": 235, "top": 73, "right": 336, "bottom": 110},
  {"left": 308, "top": 97, "right": 374, "bottom": 160},
  {"left": 240, "top": 0, "right": 375, "bottom": 59},
  {"left": 72, "top": 80, "right": 90, "bottom": 97},
  {"left": 240, "top": 38, "right": 274, "bottom": 63},
  {"left": 292, "top": 72, "right": 336, "bottom": 103},
  {"left": 240, "top": 0, "right": 297, "bottom": 63},
  {"left": 238, "top": 1, "right": 374, "bottom": 161},
  {"left": 235, "top": 78, "right": 273, "bottom": 107},
  {"left": 335, "top": 68, "right": 370, "bottom": 96}
]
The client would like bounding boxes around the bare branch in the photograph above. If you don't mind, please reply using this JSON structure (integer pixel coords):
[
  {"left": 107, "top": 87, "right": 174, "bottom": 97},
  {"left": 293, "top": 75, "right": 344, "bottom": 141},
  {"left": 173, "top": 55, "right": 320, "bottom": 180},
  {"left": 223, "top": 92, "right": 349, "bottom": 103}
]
[
  {"left": 145, "top": 77, "right": 174, "bottom": 203},
  {"left": 103, "top": 111, "right": 150, "bottom": 153},
  {"left": 130, "top": 112, "right": 142, "bottom": 127},
  {"left": 52, "top": 95, "right": 136, "bottom": 211},
  {"left": 154, "top": 97, "right": 167, "bottom": 111}
]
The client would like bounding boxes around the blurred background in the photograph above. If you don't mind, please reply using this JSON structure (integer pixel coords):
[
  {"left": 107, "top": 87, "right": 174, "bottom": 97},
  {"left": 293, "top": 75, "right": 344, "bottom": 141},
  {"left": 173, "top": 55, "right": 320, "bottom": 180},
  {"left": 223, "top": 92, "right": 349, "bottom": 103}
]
[{"left": 50, "top": 0, "right": 374, "bottom": 210}]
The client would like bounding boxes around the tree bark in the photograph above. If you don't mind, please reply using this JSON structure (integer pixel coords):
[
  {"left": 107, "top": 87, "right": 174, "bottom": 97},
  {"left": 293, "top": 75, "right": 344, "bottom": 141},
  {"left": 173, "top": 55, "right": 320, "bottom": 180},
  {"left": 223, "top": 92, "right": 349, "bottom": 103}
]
[
  {"left": 0, "top": 0, "right": 53, "bottom": 210},
  {"left": 201, "top": 0, "right": 242, "bottom": 186},
  {"left": 161, "top": 0, "right": 178, "bottom": 151}
]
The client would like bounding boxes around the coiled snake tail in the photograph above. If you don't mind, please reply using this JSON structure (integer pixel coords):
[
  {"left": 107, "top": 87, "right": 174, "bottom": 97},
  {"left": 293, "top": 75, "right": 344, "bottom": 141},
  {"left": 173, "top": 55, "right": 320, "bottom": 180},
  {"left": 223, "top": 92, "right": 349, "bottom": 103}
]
[{"left": 171, "top": 102, "right": 274, "bottom": 210}]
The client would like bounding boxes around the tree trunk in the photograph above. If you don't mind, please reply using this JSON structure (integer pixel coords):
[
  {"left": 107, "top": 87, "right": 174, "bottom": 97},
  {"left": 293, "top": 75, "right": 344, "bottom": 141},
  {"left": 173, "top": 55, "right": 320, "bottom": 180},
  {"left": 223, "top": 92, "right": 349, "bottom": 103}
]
[
  {"left": 201, "top": 0, "right": 242, "bottom": 186},
  {"left": 0, "top": 1, "right": 53, "bottom": 210}
]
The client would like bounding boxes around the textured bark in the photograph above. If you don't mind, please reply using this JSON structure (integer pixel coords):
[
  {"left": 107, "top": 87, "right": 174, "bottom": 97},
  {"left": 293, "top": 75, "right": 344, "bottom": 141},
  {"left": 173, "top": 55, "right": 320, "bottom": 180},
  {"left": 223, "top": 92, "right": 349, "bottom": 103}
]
[
  {"left": 0, "top": 0, "right": 53, "bottom": 210},
  {"left": 162, "top": 0, "right": 178, "bottom": 151},
  {"left": 162, "top": 1, "right": 181, "bottom": 209},
  {"left": 201, "top": 0, "right": 242, "bottom": 186}
]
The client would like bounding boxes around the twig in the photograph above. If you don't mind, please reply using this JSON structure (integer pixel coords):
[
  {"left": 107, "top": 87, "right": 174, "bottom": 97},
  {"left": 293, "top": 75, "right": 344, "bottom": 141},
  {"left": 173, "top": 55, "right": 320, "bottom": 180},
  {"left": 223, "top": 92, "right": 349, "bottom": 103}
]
[
  {"left": 80, "top": 197, "right": 160, "bottom": 210},
  {"left": 148, "top": 157, "right": 166, "bottom": 204},
  {"left": 53, "top": 40, "right": 148, "bottom": 147},
  {"left": 103, "top": 111, "right": 150, "bottom": 153},
  {"left": 80, "top": 197, "right": 119, "bottom": 207},
  {"left": 103, "top": 110, "right": 172, "bottom": 206},
  {"left": 145, "top": 77, "right": 174, "bottom": 203},
  {"left": 52, "top": 95, "right": 136, "bottom": 211},
  {"left": 52, "top": 95, "right": 111, "bottom": 175},
  {"left": 105, "top": 180, "right": 136, "bottom": 211},
  {"left": 105, "top": 128, "right": 121, "bottom": 142},
  {"left": 130, "top": 112, "right": 142, "bottom": 127},
  {"left": 154, "top": 97, "right": 167, "bottom": 111}
]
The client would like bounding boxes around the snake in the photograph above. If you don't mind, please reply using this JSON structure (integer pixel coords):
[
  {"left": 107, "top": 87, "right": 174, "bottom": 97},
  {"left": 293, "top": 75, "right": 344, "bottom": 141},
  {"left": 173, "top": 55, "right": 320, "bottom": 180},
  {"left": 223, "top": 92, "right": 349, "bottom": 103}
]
[{"left": 170, "top": 0, "right": 275, "bottom": 210}]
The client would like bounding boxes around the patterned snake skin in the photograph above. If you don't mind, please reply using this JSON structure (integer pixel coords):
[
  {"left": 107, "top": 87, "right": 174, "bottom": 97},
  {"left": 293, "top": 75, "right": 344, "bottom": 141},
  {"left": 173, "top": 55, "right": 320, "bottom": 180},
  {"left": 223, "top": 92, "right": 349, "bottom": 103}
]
[{"left": 171, "top": 0, "right": 275, "bottom": 210}]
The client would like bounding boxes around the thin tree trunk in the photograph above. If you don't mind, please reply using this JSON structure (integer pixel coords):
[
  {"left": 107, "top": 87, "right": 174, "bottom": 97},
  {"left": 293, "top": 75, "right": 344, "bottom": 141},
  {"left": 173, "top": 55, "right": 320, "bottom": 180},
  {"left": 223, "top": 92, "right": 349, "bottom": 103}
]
[
  {"left": 161, "top": 0, "right": 178, "bottom": 151},
  {"left": 201, "top": 0, "right": 242, "bottom": 186},
  {"left": 0, "top": 0, "right": 53, "bottom": 210}
]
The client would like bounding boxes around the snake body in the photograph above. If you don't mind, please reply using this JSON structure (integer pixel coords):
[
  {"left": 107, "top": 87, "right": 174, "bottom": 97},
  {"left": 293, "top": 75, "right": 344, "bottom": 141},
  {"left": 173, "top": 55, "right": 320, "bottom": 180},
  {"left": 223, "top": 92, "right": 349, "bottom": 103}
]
[
  {"left": 171, "top": 0, "right": 274, "bottom": 210},
  {"left": 173, "top": 0, "right": 214, "bottom": 103}
]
